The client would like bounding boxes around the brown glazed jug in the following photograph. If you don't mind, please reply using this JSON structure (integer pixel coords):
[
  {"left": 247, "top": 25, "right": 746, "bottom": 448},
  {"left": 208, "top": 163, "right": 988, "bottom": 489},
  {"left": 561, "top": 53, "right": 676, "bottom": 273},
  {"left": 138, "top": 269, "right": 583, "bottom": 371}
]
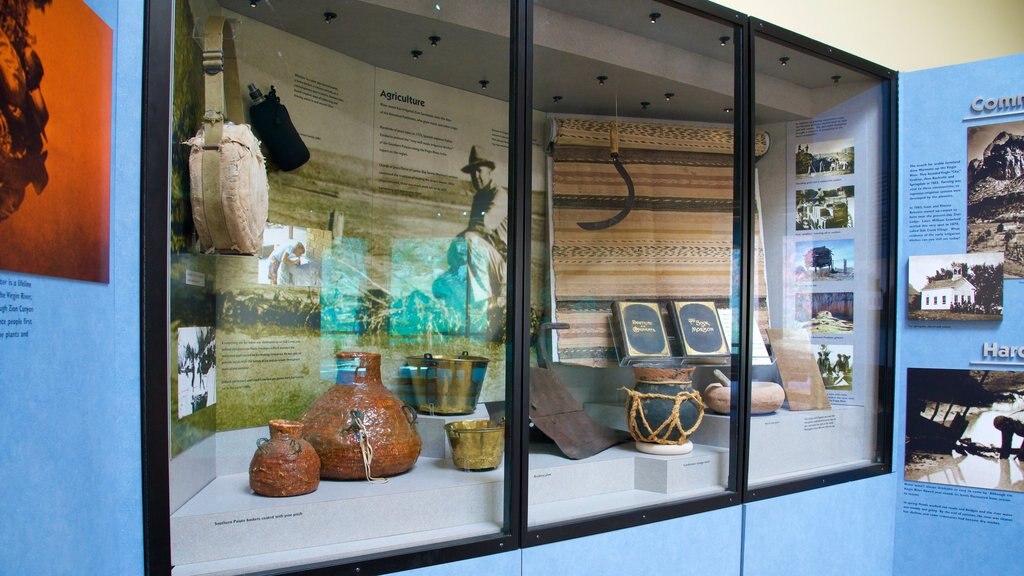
[
  {"left": 248, "top": 419, "right": 320, "bottom": 497},
  {"left": 300, "top": 352, "right": 422, "bottom": 480}
]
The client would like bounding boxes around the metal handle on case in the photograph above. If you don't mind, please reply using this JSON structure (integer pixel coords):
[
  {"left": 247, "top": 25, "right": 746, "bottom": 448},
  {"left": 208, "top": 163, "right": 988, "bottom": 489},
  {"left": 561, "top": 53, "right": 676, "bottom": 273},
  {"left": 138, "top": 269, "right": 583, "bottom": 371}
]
[{"left": 538, "top": 322, "right": 570, "bottom": 369}]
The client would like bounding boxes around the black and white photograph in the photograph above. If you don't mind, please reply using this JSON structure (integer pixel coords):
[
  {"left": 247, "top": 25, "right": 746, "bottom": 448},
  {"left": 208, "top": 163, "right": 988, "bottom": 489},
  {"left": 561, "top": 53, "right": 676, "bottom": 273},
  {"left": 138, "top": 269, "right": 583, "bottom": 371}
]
[
  {"left": 794, "top": 291, "right": 854, "bottom": 334},
  {"left": 816, "top": 343, "right": 853, "bottom": 390},
  {"left": 966, "top": 119, "right": 1024, "bottom": 278},
  {"left": 794, "top": 138, "right": 855, "bottom": 180},
  {"left": 795, "top": 186, "right": 855, "bottom": 230},
  {"left": 176, "top": 326, "right": 216, "bottom": 419},
  {"left": 907, "top": 252, "right": 1003, "bottom": 321},
  {"left": 257, "top": 223, "right": 327, "bottom": 287},
  {"left": 905, "top": 368, "right": 1024, "bottom": 493},
  {"left": 793, "top": 238, "right": 855, "bottom": 282}
]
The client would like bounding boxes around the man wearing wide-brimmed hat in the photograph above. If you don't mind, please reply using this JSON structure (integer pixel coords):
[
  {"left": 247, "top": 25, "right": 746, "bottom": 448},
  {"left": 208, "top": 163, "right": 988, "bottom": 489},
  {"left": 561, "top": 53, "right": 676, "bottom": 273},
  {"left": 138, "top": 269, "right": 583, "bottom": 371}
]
[
  {"left": 460, "top": 145, "right": 507, "bottom": 250},
  {"left": 433, "top": 145, "right": 508, "bottom": 340}
]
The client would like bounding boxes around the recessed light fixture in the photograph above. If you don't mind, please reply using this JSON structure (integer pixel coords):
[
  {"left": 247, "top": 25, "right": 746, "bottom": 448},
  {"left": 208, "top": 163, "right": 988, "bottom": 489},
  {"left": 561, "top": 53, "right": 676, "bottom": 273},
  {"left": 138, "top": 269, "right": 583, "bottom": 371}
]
[
  {"left": 649, "top": 12, "right": 661, "bottom": 24},
  {"left": 429, "top": 35, "right": 440, "bottom": 47},
  {"left": 552, "top": 95, "right": 563, "bottom": 103},
  {"left": 719, "top": 36, "right": 730, "bottom": 46},
  {"left": 479, "top": 80, "right": 489, "bottom": 90},
  {"left": 832, "top": 75, "right": 842, "bottom": 84},
  {"left": 597, "top": 75, "right": 608, "bottom": 85},
  {"left": 249, "top": 0, "right": 259, "bottom": 7},
  {"left": 411, "top": 49, "right": 423, "bottom": 59},
  {"left": 779, "top": 56, "right": 790, "bottom": 66},
  {"left": 323, "top": 11, "right": 337, "bottom": 23},
  {"left": 723, "top": 107, "right": 734, "bottom": 113},
  {"left": 664, "top": 92, "right": 674, "bottom": 101},
  {"left": 641, "top": 101, "right": 651, "bottom": 110}
]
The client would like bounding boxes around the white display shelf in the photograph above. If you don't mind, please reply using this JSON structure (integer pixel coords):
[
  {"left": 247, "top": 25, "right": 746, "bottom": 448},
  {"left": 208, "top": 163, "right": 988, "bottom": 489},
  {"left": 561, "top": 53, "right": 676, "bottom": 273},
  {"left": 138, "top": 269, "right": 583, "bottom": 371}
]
[
  {"left": 527, "top": 442, "right": 729, "bottom": 526},
  {"left": 744, "top": 405, "right": 873, "bottom": 482},
  {"left": 170, "top": 406, "right": 501, "bottom": 571},
  {"left": 171, "top": 458, "right": 503, "bottom": 567}
]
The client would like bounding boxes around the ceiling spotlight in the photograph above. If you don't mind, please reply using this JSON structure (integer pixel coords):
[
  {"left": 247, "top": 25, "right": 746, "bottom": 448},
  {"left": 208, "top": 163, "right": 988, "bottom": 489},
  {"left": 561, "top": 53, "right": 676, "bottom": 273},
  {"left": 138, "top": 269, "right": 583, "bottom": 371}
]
[
  {"left": 719, "top": 36, "right": 730, "bottom": 46},
  {"left": 664, "top": 92, "right": 674, "bottom": 101},
  {"left": 429, "top": 35, "right": 441, "bottom": 47},
  {"left": 249, "top": 0, "right": 259, "bottom": 7},
  {"left": 479, "top": 80, "right": 489, "bottom": 90},
  {"left": 832, "top": 75, "right": 842, "bottom": 84},
  {"left": 552, "top": 95, "right": 563, "bottom": 103},
  {"left": 411, "top": 49, "right": 423, "bottom": 59},
  {"left": 649, "top": 12, "right": 661, "bottom": 23},
  {"left": 435, "top": 3, "right": 441, "bottom": 11},
  {"left": 779, "top": 56, "right": 790, "bottom": 66},
  {"left": 723, "top": 107, "right": 734, "bottom": 113},
  {"left": 640, "top": 101, "right": 651, "bottom": 110},
  {"left": 597, "top": 75, "right": 607, "bottom": 85},
  {"left": 323, "top": 11, "right": 337, "bottom": 23}
]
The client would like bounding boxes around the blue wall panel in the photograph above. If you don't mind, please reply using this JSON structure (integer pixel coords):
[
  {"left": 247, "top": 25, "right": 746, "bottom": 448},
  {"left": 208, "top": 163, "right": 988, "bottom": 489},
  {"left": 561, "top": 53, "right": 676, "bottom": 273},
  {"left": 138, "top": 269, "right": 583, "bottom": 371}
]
[
  {"left": 400, "top": 550, "right": 520, "bottom": 576},
  {"left": 0, "top": 1, "right": 144, "bottom": 574},
  {"left": 522, "top": 508, "right": 743, "bottom": 576},
  {"left": 742, "top": 475, "right": 896, "bottom": 576},
  {"left": 893, "top": 53, "right": 1024, "bottom": 576}
]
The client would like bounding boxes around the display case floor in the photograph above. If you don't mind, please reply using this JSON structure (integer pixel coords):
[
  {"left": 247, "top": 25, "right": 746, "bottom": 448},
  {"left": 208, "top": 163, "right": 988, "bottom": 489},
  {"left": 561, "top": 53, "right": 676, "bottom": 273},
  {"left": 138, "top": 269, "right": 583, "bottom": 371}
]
[
  {"left": 171, "top": 456, "right": 503, "bottom": 571},
  {"left": 172, "top": 520, "right": 501, "bottom": 576}
]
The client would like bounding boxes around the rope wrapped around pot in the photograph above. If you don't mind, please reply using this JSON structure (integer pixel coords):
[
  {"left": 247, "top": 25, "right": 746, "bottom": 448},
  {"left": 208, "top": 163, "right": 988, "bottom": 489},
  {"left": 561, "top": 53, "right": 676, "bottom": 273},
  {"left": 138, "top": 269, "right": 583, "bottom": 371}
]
[{"left": 622, "top": 386, "right": 705, "bottom": 445}]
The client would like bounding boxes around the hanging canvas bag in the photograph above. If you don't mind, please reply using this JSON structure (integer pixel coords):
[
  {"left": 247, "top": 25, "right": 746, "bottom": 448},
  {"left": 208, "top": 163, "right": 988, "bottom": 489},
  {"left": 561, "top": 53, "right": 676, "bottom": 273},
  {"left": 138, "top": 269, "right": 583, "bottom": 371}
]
[{"left": 186, "top": 16, "right": 268, "bottom": 254}]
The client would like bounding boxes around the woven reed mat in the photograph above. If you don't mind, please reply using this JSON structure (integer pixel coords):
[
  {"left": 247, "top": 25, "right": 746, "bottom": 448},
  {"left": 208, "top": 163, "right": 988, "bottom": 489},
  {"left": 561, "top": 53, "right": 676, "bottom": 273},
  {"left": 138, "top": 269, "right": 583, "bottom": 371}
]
[{"left": 550, "top": 119, "right": 769, "bottom": 367}]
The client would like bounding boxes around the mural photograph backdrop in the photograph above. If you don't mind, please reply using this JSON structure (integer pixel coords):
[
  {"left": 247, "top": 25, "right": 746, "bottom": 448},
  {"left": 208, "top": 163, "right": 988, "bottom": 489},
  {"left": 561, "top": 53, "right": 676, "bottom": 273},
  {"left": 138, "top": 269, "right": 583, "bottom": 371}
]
[{"left": 0, "top": 0, "right": 112, "bottom": 282}]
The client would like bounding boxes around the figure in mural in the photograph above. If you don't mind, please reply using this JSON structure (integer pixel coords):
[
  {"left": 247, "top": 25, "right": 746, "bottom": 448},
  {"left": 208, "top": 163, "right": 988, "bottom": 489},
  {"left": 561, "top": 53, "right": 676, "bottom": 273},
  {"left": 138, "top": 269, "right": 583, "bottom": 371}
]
[
  {"left": 0, "top": 0, "right": 51, "bottom": 222},
  {"left": 993, "top": 411, "right": 1024, "bottom": 459},
  {"left": 268, "top": 241, "right": 305, "bottom": 285},
  {"left": 433, "top": 145, "right": 509, "bottom": 340}
]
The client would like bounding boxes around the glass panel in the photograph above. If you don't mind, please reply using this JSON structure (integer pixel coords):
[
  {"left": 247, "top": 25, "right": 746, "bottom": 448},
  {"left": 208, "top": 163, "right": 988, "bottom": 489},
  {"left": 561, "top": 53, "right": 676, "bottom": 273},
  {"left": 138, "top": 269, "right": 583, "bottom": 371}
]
[
  {"left": 167, "top": 0, "right": 511, "bottom": 572},
  {"left": 750, "top": 35, "right": 887, "bottom": 486},
  {"left": 530, "top": 0, "right": 740, "bottom": 527}
]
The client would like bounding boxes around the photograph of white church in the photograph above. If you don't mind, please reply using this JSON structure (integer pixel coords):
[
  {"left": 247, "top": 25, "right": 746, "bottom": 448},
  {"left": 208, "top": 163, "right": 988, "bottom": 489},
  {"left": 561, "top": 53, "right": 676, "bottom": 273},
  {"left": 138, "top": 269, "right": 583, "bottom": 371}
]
[{"left": 908, "top": 252, "right": 1003, "bottom": 321}]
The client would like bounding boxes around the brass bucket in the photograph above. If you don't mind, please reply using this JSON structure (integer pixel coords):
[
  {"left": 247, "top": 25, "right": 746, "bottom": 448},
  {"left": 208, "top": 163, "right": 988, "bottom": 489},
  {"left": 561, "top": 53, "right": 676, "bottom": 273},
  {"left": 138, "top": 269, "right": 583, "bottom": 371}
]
[
  {"left": 405, "top": 353, "right": 490, "bottom": 415},
  {"left": 444, "top": 419, "right": 505, "bottom": 471}
]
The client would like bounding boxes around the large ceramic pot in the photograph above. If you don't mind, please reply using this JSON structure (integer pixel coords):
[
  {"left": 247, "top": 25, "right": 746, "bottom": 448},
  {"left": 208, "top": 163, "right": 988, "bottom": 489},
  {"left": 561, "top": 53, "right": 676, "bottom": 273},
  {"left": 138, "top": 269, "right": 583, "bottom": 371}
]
[
  {"left": 625, "top": 364, "right": 704, "bottom": 455},
  {"left": 301, "top": 352, "right": 422, "bottom": 480},
  {"left": 248, "top": 419, "right": 320, "bottom": 497}
]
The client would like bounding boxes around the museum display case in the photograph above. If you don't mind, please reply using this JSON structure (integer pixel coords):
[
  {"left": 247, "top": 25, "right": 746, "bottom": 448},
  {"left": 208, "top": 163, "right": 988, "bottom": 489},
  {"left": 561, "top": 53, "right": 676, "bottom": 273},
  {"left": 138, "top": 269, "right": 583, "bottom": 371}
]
[
  {"left": 524, "top": 0, "right": 747, "bottom": 536},
  {"left": 743, "top": 21, "right": 895, "bottom": 497},
  {"left": 141, "top": 1, "right": 895, "bottom": 574},
  {"left": 146, "top": 1, "right": 523, "bottom": 574}
]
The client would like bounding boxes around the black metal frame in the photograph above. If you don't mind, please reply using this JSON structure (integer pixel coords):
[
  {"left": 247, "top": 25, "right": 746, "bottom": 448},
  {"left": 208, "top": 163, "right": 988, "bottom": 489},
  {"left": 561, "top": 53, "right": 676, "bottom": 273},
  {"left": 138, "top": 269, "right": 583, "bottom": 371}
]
[
  {"left": 139, "top": 1, "right": 897, "bottom": 574},
  {"left": 140, "top": 0, "right": 172, "bottom": 573}
]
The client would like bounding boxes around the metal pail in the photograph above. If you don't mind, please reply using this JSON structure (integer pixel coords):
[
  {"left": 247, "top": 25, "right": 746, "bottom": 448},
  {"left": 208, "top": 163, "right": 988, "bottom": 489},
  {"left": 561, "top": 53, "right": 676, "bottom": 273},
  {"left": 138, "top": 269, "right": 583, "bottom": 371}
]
[
  {"left": 444, "top": 419, "right": 505, "bottom": 471},
  {"left": 405, "top": 352, "right": 490, "bottom": 415}
]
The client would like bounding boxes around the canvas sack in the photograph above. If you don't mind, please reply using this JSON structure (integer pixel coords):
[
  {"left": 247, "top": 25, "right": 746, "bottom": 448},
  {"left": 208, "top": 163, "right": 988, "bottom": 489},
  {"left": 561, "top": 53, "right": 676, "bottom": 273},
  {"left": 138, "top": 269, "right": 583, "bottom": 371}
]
[{"left": 187, "top": 16, "right": 268, "bottom": 254}]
